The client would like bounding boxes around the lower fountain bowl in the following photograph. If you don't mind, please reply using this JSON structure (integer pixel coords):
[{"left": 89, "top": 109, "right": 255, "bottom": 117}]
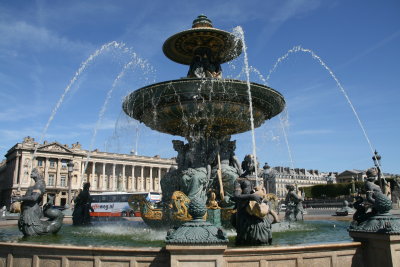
[{"left": 122, "top": 78, "right": 285, "bottom": 138}]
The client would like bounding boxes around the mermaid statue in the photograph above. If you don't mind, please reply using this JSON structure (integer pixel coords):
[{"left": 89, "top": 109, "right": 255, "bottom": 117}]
[
  {"left": 349, "top": 167, "right": 400, "bottom": 233},
  {"left": 12, "top": 168, "right": 64, "bottom": 236}
]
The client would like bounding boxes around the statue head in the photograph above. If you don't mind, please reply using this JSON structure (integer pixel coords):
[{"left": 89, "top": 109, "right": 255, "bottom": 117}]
[
  {"left": 366, "top": 168, "right": 378, "bottom": 181},
  {"left": 285, "top": 184, "right": 295, "bottom": 191},
  {"left": 83, "top": 182, "right": 90, "bottom": 190},
  {"left": 30, "top": 168, "right": 44, "bottom": 182},
  {"left": 242, "top": 154, "right": 255, "bottom": 173},
  {"left": 366, "top": 168, "right": 377, "bottom": 177},
  {"left": 172, "top": 140, "right": 185, "bottom": 152}
]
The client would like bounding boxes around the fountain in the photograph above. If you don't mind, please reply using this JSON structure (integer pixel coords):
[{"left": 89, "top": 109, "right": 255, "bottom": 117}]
[
  {"left": 122, "top": 15, "right": 285, "bottom": 244},
  {"left": 1, "top": 15, "right": 399, "bottom": 267}
]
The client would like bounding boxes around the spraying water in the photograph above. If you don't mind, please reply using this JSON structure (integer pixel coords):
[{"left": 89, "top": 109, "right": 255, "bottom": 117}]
[
  {"left": 248, "top": 66, "right": 296, "bottom": 184},
  {"left": 234, "top": 26, "right": 259, "bottom": 183},
  {"left": 82, "top": 52, "right": 155, "bottom": 176},
  {"left": 279, "top": 110, "right": 295, "bottom": 170},
  {"left": 266, "top": 45, "right": 376, "bottom": 159},
  {"left": 33, "top": 41, "right": 126, "bottom": 158}
]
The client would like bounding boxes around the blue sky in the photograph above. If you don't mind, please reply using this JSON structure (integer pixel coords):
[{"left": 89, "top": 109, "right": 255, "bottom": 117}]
[{"left": 0, "top": 0, "right": 399, "bottom": 174}]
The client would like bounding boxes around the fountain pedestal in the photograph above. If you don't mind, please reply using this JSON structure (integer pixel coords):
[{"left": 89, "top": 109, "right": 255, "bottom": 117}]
[{"left": 349, "top": 232, "right": 400, "bottom": 267}]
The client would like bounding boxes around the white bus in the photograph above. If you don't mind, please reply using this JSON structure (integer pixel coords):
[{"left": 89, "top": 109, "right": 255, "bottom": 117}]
[{"left": 90, "top": 192, "right": 161, "bottom": 217}]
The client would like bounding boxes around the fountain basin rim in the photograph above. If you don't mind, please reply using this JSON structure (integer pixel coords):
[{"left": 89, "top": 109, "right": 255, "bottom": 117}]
[
  {"left": 125, "top": 78, "right": 284, "bottom": 98},
  {"left": 122, "top": 78, "right": 285, "bottom": 137}
]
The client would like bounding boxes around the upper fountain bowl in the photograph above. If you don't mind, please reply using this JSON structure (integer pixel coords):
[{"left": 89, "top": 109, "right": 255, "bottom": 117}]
[
  {"left": 162, "top": 15, "right": 243, "bottom": 65},
  {"left": 122, "top": 78, "right": 285, "bottom": 138}
]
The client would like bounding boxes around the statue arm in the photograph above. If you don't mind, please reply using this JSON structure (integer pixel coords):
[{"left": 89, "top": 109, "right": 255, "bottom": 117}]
[
  {"left": 232, "top": 188, "right": 262, "bottom": 203},
  {"left": 232, "top": 156, "right": 243, "bottom": 175},
  {"left": 17, "top": 190, "right": 42, "bottom": 203},
  {"left": 365, "top": 181, "right": 377, "bottom": 204}
]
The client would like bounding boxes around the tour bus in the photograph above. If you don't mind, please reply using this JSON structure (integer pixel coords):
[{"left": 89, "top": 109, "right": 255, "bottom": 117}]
[{"left": 90, "top": 192, "right": 161, "bottom": 217}]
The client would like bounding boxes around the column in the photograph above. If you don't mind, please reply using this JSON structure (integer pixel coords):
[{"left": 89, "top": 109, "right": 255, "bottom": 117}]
[
  {"left": 112, "top": 164, "right": 116, "bottom": 191},
  {"left": 140, "top": 166, "right": 144, "bottom": 192},
  {"left": 122, "top": 164, "right": 126, "bottom": 191},
  {"left": 157, "top": 167, "right": 162, "bottom": 192},
  {"left": 77, "top": 159, "right": 84, "bottom": 188},
  {"left": 56, "top": 158, "right": 61, "bottom": 187},
  {"left": 131, "top": 165, "right": 135, "bottom": 191},
  {"left": 91, "top": 162, "right": 96, "bottom": 189},
  {"left": 45, "top": 157, "right": 50, "bottom": 186},
  {"left": 149, "top": 167, "right": 153, "bottom": 192},
  {"left": 101, "top": 163, "right": 106, "bottom": 190},
  {"left": 13, "top": 155, "right": 20, "bottom": 185}
]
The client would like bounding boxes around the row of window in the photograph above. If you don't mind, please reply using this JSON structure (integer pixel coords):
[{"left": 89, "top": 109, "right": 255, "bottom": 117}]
[
  {"left": 37, "top": 158, "right": 71, "bottom": 168},
  {"left": 46, "top": 174, "right": 67, "bottom": 187}
]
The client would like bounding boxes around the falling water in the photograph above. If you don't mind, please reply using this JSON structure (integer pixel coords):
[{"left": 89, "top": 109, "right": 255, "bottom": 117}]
[
  {"left": 248, "top": 66, "right": 296, "bottom": 183},
  {"left": 82, "top": 51, "right": 154, "bottom": 175},
  {"left": 279, "top": 109, "right": 295, "bottom": 170},
  {"left": 234, "top": 26, "right": 259, "bottom": 183},
  {"left": 266, "top": 45, "right": 376, "bottom": 159},
  {"left": 33, "top": 41, "right": 126, "bottom": 158}
]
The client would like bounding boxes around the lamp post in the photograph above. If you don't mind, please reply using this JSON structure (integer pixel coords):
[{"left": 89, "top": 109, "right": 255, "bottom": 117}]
[
  {"left": 263, "top": 163, "right": 270, "bottom": 194},
  {"left": 67, "top": 160, "right": 74, "bottom": 207},
  {"left": 372, "top": 150, "right": 382, "bottom": 190}
]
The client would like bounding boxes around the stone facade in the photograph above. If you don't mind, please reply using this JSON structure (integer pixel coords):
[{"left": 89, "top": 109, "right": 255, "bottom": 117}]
[
  {"left": 0, "top": 137, "right": 175, "bottom": 208},
  {"left": 266, "top": 166, "right": 336, "bottom": 198},
  {"left": 336, "top": 170, "right": 366, "bottom": 184}
]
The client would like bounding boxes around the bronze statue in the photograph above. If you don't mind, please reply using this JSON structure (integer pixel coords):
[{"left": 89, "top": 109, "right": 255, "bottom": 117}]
[
  {"left": 12, "top": 168, "right": 64, "bottom": 236},
  {"left": 349, "top": 167, "right": 400, "bottom": 233},
  {"left": 187, "top": 47, "right": 222, "bottom": 78},
  {"left": 284, "top": 184, "right": 304, "bottom": 221},
  {"left": 231, "top": 180, "right": 273, "bottom": 245},
  {"left": 72, "top": 182, "right": 94, "bottom": 226}
]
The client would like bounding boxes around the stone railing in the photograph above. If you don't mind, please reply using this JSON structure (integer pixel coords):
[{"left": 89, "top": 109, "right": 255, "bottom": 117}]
[{"left": 0, "top": 241, "right": 363, "bottom": 267}]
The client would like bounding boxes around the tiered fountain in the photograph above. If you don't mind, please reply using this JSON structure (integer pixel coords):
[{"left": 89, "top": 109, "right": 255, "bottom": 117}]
[
  {"left": 122, "top": 15, "right": 285, "bottom": 244},
  {"left": 1, "top": 15, "right": 399, "bottom": 267}
]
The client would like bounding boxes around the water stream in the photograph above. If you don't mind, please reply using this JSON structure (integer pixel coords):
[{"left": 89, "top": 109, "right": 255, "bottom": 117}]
[
  {"left": 82, "top": 51, "right": 154, "bottom": 176},
  {"left": 267, "top": 45, "right": 377, "bottom": 162},
  {"left": 234, "top": 26, "right": 259, "bottom": 184},
  {"left": 33, "top": 41, "right": 127, "bottom": 159}
]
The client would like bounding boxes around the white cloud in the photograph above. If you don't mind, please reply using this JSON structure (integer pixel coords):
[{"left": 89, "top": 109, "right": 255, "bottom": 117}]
[{"left": 0, "top": 20, "right": 92, "bottom": 53}]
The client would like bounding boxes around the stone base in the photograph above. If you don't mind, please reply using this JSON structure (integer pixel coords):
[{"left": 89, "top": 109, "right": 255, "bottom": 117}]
[
  {"left": 349, "top": 231, "right": 400, "bottom": 267},
  {"left": 167, "top": 245, "right": 226, "bottom": 267},
  {"left": 206, "top": 208, "right": 222, "bottom": 227},
  {"left": 165, "top": 219, "right": 228, "bottom": 245}
]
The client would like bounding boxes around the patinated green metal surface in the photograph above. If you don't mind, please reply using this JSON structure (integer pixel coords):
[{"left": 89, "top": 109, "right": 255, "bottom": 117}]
[{"left": 122, "top": 78, "right": 285, "bottom": 138}]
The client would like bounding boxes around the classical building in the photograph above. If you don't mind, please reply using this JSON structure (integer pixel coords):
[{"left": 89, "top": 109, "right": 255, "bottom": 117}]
[
  {"left": 336, "top": 170, "right": 366, "bottom": 184},
  {"left": 0, "top": 137, "right": 176, "bottom": 208},
  {"left": 265, "top": 166, "right": 336, "bottom": 198}
]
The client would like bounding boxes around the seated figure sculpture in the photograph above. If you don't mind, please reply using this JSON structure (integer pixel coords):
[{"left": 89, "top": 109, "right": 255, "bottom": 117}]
[
  {"left": 12, "top": 168, "right": 64, "bottom": 236},
  {"left": 187, "top": 47, "right": 222, "bottom": 78},
  {"left": 211, "top": 137, "right": 242, "bottom": 204},
  {"left": 72, "top": 182, "right": 94, "bottom": 226},
  {"left": 349, "top": 167, "right": 400, "bottom": 233},
  {"left": 284, "top": 184, "right": 304, "bottom": 222},
  {"left": 352, "top": 168, "right": 392, "bottom": 223},
  {"left": 335, "top": 200, "right": 355, "bottom": 216},
  {"left": 231, "top": 180, "right": 274, "bottom": 245}
]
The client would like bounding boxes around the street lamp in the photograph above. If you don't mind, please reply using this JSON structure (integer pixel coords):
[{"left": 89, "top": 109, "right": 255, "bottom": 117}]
[
  {"left": 67, "top": 160, "right": 74, "bottom": 208},
  {"left": 263, "top": 163, "right": 270, "bottom": 194}
]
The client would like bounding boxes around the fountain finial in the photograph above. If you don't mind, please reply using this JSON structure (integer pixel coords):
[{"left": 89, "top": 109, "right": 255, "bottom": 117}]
[{"left": 192, "top": 15, "right": 213, "bottom": 28}]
